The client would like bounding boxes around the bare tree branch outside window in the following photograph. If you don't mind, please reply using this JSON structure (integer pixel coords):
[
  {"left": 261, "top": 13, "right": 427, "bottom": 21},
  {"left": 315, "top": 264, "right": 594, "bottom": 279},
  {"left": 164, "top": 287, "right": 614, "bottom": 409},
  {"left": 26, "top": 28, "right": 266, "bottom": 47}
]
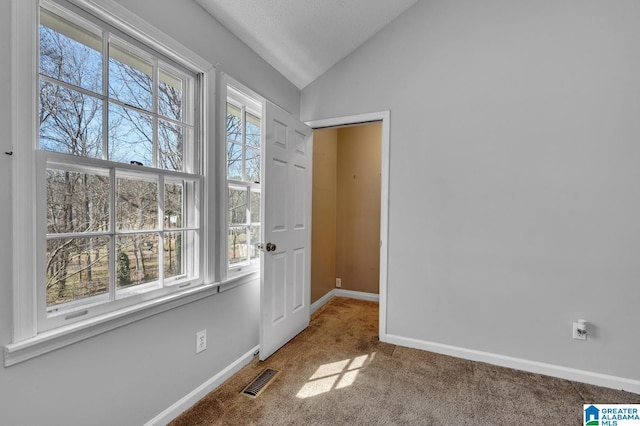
[{"left": 39, "top": 9, "right": 196, "bottom": 310}]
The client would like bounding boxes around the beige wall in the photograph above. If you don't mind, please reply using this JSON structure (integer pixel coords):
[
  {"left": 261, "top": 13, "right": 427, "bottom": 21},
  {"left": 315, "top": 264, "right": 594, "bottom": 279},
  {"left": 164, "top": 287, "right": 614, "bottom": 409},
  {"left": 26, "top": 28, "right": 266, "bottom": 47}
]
[
  {"left": 311, "top": 123, "right": 381, "bottom": 303},
  {"left": 336, "top": 123, "right": 381, "bottom": 295},
  {"left": 311, "top": 128, "right": 338, "bottom": 303}
]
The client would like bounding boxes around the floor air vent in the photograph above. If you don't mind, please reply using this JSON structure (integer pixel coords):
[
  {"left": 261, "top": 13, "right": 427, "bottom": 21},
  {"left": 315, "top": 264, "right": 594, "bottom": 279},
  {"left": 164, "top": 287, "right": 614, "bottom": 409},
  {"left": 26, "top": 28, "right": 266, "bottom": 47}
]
[{"left": 241, "top": 368, "right": 281, "bottom": 398}]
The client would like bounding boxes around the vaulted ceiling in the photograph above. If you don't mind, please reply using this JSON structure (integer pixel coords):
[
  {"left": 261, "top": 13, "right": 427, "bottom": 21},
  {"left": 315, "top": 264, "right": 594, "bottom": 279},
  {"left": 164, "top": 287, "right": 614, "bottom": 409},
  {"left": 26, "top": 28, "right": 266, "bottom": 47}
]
[{"left": 195, "top": 0, "right": 419, "bottom": 89}]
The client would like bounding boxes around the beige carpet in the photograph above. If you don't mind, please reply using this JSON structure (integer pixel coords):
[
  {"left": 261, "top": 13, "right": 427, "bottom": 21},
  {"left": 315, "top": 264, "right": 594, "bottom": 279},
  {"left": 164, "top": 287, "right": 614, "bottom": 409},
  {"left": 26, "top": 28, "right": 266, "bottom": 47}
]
[{"left": 171, "top": 297, "right": 640, "bottom": 425}]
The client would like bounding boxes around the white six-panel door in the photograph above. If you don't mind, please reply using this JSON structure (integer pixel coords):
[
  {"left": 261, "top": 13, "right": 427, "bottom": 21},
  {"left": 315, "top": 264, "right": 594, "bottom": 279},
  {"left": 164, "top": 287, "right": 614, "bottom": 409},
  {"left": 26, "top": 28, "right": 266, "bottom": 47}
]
[{"left": 259, "top": 102, "right": 313, "bottom": 360}]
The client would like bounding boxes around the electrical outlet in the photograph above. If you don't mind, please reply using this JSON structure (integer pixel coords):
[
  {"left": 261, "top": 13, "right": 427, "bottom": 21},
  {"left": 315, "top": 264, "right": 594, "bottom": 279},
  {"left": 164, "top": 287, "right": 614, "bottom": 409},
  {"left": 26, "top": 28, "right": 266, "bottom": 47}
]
[
  {"left": 572, "top": 321, "right": 587, "bottom": 340},
  {"left": 335, "top": 278, "right": 341, "bottom": 288},
  {"left": 196, "top": 329, "right": 207, "bottom": 353}
]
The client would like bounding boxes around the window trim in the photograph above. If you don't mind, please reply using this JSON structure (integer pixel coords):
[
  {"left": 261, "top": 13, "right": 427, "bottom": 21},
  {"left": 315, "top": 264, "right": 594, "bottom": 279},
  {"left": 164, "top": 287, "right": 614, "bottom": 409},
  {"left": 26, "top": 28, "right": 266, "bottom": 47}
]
[{"left": 6, "top": 0, "right": 218, "bottom": 366}]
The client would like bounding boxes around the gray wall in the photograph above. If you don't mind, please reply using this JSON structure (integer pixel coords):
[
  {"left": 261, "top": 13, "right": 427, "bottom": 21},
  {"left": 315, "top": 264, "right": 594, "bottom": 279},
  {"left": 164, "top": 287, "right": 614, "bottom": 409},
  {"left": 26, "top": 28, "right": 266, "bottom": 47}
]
[
  {"left": 0, "top": 0, "right": 299, "bottom": 424},
  {"left": 302, "top": 0, "right": 640, "bottom": 382}
]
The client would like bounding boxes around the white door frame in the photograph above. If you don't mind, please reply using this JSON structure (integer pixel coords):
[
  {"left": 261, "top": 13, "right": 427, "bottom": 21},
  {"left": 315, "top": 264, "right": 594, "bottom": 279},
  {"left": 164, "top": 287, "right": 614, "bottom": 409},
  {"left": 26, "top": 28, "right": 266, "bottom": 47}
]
[{"left": 305, "top": 111, "right": 390, "bottom": 342}]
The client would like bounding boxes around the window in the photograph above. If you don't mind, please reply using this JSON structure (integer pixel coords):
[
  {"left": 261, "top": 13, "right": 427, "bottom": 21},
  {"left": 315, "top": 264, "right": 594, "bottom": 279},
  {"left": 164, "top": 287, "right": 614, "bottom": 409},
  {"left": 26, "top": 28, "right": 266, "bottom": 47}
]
[
  {"left": 33, "top": 1, "right": 204, "bottom": 333},
  {"left": 226, "top": 88, "right": 262, "bottom": 274}
]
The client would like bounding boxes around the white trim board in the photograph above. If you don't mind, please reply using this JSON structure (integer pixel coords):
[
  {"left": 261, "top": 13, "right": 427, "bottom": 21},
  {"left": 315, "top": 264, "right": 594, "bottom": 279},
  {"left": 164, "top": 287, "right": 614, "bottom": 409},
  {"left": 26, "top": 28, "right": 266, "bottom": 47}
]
[
  {"left": 310, "top": 290, "right": 336, "bottom": 314},
  {"left": 305, "top": 111, "right": 390, "bottom": 346},
  {"left": 144, "top": 345, "right": 259, "bottom": 426},
  {"left": 383, "top": 334, "right": 640, "bottom": 395},
  {"left": 335, "top": 289, "right": 379, "bottom": 302},
  {"left": 310, "top": 289, "right": 380, "bottom": 315}
]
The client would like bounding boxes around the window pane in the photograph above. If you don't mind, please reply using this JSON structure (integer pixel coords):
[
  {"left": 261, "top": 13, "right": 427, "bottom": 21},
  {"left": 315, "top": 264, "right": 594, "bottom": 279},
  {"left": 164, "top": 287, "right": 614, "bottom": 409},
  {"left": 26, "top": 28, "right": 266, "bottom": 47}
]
[
  {"left": 109, "top": 103, "right": 153, "bottom": 166},
  {"left": 227, "top": 142, "right": 242, "bottom": 180},
  {"left": 159, "top": 68, "right": 183, "bottom": 121},
  {"left": 228, "top": 188, "right": 247, "bottom": 225},
  {"left": 246, "top": 147, "right": 260, "bottom": 183},
  {"left": 47, "top": 168, "right": 110, "bottom": 234},
  {"left": 116, "top": 234, "right": 159, "bottom": 289},
  {"left": 249, "top": 225, "right": 260, "bottom": 261},
  {"left": 226, "top": 93, "right": 262, "bottom": 270},
  {"left": 226, "top": 103, "right": 242, "bottom": 143},
  {"left": 116, "top": 175, "right": 158, "bottom": 230},
  {"left": 250, "top": 190, "right": 260, "bottom": 224},
  {"left": 40, "top": 9, "right": 103, "bottom": 93},
  {"left": 39, "top": 81, "right": 103, "bottom": 158},
  {"left": 159, "top": 120, "right": 183, "bottom": 171},
  {"left": 164, "top": 231, "right": 183, "bottom": 279},
  {"left": 227, "top": 103, "right": 243, "bottom": 180},
  {"left": 46, "top": 236, "right": 109, "bottom": 308},
  {"left": 109, "top": 41, "right": 153, "bottom": 111},
  {"left": 245, "top": 112, "right": 260, "bottom": 148},
  {"left": 164, "top": 181, "right": 183, "bottom": 228},
  {"left": 228, "top": 226, "right": 247, "bottom": 265}
]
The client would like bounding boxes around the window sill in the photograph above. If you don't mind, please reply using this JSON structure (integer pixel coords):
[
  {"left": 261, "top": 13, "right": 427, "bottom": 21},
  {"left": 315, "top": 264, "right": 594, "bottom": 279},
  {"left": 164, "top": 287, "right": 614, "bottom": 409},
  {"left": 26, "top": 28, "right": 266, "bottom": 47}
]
[{"left": 3, "top": 272, "right": 259, "bottom": 367}]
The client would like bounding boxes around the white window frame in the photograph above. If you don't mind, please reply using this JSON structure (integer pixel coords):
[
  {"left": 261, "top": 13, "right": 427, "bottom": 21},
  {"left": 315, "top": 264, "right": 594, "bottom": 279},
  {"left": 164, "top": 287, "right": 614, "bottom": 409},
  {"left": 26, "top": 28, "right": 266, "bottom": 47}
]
[
  {"left": 5, "top": 0, "right": 217, "bottom": 366},
  {"left": 37, "top": 3, "right": 204, "bottom": 332},
  {"left": 225, "top": 85, "right": 263, "bottom": 277}
]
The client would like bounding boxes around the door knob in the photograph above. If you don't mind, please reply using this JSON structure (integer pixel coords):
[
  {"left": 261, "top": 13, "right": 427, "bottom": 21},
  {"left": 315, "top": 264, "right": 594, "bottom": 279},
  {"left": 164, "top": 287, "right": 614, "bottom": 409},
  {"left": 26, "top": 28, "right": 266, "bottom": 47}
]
[{"left": 266, "top": 242, "right": 276, "bottom": 252}]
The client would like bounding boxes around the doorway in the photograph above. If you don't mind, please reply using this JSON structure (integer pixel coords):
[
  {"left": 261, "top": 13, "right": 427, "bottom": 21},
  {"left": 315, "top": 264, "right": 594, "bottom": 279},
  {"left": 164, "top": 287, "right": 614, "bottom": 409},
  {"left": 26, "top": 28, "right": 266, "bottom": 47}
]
[{"left": 307, "top": 112, "right": 390, "bottom": 341}]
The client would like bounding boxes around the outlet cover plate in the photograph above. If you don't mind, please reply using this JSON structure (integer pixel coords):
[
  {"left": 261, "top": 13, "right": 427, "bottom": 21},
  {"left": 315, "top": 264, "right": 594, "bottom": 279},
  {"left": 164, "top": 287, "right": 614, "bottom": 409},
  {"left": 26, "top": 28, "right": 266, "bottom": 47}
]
[
  {"left": 572, "top": 322, "right": 586, "bottom": 340},
  {"left": 196, "top": 329, "right": 207, "bottom": 353}
]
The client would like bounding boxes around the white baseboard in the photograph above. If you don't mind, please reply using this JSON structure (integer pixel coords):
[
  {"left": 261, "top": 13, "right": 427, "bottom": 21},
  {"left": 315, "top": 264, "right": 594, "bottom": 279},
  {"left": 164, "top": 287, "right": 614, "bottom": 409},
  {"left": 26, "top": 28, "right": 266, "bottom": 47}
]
[
  {"left": 311, "top": 289, "right": 380, "bottom": 315},
  {"left": 383, "top": 334, "right": 640, "bottom": 395},
  {"left": 311, "top": 290, "right": 336, "bottom": 314},
  {"left": 335, "top": 289, "right": 379, "bottom": 302},
  {"left": 145, "top": 344, "right": 259, "bottom": 425}
]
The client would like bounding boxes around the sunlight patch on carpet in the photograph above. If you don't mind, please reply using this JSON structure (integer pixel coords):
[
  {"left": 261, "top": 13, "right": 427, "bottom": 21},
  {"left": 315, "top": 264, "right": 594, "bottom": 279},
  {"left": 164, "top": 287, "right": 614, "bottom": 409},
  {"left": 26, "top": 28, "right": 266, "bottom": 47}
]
[{"left": 296, "top": 353, "right": 375, "bottom": 399}]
